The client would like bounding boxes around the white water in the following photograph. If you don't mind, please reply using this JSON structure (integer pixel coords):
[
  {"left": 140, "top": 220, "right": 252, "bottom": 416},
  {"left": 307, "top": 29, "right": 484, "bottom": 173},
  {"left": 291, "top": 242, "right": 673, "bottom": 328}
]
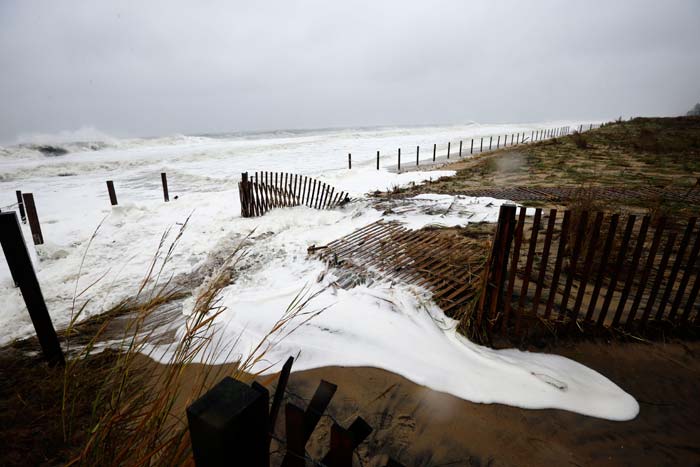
[{"left": 0, "top": 120, "right": 637, "bottom": 421}]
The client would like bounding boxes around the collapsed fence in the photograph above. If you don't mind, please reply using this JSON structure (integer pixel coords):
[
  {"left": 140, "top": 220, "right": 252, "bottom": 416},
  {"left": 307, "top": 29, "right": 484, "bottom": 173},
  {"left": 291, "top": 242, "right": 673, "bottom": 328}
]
[
  {"left": 238, "top": 171, "right": 350, "bottom": 218},
  {"left": 309, "top": 220, "right": 487, "bottom": 314},
  {"left": 478, "top": 205, "right": 700, "bottom": 341}
]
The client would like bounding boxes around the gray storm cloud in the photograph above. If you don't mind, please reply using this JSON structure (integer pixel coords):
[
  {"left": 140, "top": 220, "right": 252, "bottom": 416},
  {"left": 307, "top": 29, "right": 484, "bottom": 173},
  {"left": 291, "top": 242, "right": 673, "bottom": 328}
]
[{"left": 1, "top": 0, "right": 698, "bottom": 142}]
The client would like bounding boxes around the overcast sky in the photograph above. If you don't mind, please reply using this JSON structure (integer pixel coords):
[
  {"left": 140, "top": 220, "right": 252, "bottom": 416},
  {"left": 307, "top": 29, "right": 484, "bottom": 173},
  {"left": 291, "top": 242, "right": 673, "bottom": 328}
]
[{"left": 1, "top": 0, "right": 699, "bottom": 142}]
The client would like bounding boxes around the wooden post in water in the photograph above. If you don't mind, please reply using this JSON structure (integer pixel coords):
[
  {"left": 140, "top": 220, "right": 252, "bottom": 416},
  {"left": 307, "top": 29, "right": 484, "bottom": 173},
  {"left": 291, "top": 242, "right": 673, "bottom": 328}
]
[
  {"left": 416, "top": 146, "right": 419, "bottom": 166},
  {"left": 376, "top": 150, "right": 380, "bottom": 170},
  {"left": 459, "top": 140, "right": 462, "bottom": 157},
  {"left": 0, "top": 212, "right": 64, "bottom": 366},
  {"left": 161, "top": 172, "right": 169, "bottom": 202},
  {"left": 470, "top": 139, "right": 474, "bottom": 154},
  {"left": 489, "top": 136, "right": 492, "bottom": 151},
  {"left": 22, "top": 193, "right": 43, "bottom": 245},
  {"left": 447, "top": 142, "right": 450, "bottom": 159},
  {"left": 433, "top": 143, "right": 436, "bottom": 161},
  {"left": 187, "top": 377, "right": 269, "bottom": 467},
  {"left": 106, "top": 181, "right": 118, "bottom": 205},
  {"left": 348, "top": 153, "right": 351, "bottom": 169},
  {"left": 397, "top": 148, "right": 401, "bottom": 171},
  {"left": 15, "top": 190, "right": 26, "bottom": 223}
]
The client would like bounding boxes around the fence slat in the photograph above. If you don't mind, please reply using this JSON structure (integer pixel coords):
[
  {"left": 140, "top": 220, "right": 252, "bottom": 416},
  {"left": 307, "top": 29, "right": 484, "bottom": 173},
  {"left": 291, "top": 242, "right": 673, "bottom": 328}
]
[
  {"left": 544, "top": 211, "right": 571, "bottom": 319},
  {"left": 656, "top": 218, "right": 696, "bottom": 320},
  {"left": 515, "top": 208, "right": 542, "bottom": 334},
  {"left": 643, "top": 232, "right": 677, "bottom": 323},
  {"left": 598, "top": 215, "right": 636, "bottom": 326},
  {"left": 531, "top": 210, "right": 557, "bottom": 318},
  {"left": 585, "top": 214, "right": 620, "bottom": 322},
  {"left": 106, "top": 180, "right": 118, "bottom": 206},
  {"left": 502, "top": 207, "right": 527, "bottom": 332},
  {"left": 612, "top": 215, "right": 650, "bottom": 327},
  {"left": 627, "top": 217, "right": 666, "bottom": 327},
  {"left": 282, "top": 404, "right": 306, "bottom": 467},
  {"left": 559, "top": 211, "right": 588, "bottom": 321},
  {"left": 570, "top": 212, "right": 604, "bottom": 324},
  {"left": 668, "top": 222, "right": 700, "bottom": 322}
]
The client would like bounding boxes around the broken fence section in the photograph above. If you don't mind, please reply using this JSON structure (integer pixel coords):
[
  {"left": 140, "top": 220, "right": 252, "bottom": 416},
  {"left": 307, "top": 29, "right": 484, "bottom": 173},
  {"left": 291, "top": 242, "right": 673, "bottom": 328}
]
[
  {"left": 309, "top": 220, "right": 486, "bottom": 314},
  {"left": 480, "top": 205, "right": 700, "bottom": 340},
  {"left": 187, "top": 356, "right": 404, "bottom": 467},
  {"left": 239, "top": 171, "right": 350, "bottom": 218}
]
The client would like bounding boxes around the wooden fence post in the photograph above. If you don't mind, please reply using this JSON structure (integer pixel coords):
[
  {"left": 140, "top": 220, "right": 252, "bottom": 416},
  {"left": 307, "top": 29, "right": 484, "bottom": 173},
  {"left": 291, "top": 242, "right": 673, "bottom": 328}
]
[
  {"left": 478, "top": 204, "right": 517, "bottom": 329},
  {"left": 470, "top": 139, "right": 474, "bottom": 154},
  {"left": 376, "top": 150, "right": 380, "bottom": 170},
  {"left": 480, "top": 138, "right": 483, "bottom": 152},
  {"left": 187, "top": 377, "right": 269, "bottom": 467},
  {"left": 497, "top": 135, "right": 500, "bottom": 148},
  {"left": 459, "top": 140, "right": 462, "bottom": 157},
  {"left": 0, "top": 212, "right": 64, "bottom": 366},
  {"left": 161, "top": 172, "right": 169, "bottom": 202},
  {"left": 416, "top": 146, "right": 419, "bottom": 166},
  {"left": 447, "top": 142, "right": 450, "bottom": 159},
  {"left": 22, "top": 193, "right": 43, "bottom": 245},
  {"left": 397, "top": 148, "right": 401, "bottom": 171},
  {"left": 433, "top": 143, "right": 436, "bottom": 161},
  {"left": 348, "top": 153, "right": 351, "bottom": 169},
  {"left": 15, "top": 190, "right": 26, "bottom": 223},
  {"left": 489, "top": 136, "right": 492, "bottom": 151},
  {"left": 106, "top": 181, "right": 118, "bottom": 206}
]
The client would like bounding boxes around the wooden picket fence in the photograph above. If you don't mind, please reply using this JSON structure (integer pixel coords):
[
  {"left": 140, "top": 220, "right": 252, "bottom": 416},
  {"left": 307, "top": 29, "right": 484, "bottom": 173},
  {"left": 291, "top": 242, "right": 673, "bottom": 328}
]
[
  {"left": 478, "top": 205, "right": 700, "bottom": 340},
  {"left": 239, "top": 171, "right": 350, "bottom": 217}
]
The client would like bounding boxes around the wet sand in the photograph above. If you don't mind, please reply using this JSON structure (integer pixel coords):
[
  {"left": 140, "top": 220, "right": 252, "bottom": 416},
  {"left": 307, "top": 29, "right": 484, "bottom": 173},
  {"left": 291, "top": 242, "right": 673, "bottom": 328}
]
[{"left": 278, "top": 340, "right": 700, "bottom": 466}]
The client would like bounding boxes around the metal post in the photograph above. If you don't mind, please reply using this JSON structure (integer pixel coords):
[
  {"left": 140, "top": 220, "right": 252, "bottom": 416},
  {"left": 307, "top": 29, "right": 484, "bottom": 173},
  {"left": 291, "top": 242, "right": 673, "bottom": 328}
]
[{"left": 0, "top": 212, "right": 64, "bottom": 366}]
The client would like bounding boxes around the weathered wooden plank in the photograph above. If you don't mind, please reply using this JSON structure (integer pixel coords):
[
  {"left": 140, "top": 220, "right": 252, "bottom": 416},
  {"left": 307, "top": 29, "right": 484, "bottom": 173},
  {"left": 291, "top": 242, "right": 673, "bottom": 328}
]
[
  {"left": 544, "top": 210, "right": 571, "bottom": 319},
  {"left": 515, "top": 208, "right": 542, "bottom": 334},
  {"left": 598, "top": 215, "right": 636, "bottom": 326},
  {"left": 656, "top": 218, "right": 696, "bottom": 320},
  {"left": 627, "top": 217, "right": 666, "bottom": 328},
  {"left": 612, "top": 215, "right": 650, "bottom": 327},
  {"left": 570, "top": 212, "right": 604, "bottom": 324},
  {"left": 502, "top": 206, "right": 527, "bottom": 332},
  {"left": 585, "top": 214, "right": 620, "bottom": 322},
  {"left": 531, "top": 209, "right": 557, "bottom": 318}
]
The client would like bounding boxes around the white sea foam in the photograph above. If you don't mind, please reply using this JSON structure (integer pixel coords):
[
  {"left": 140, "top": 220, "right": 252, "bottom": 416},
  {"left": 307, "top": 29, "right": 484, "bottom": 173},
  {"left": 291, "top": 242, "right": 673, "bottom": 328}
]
[{"left": 0, "top": 120, "right": 637, "bottom": 422}]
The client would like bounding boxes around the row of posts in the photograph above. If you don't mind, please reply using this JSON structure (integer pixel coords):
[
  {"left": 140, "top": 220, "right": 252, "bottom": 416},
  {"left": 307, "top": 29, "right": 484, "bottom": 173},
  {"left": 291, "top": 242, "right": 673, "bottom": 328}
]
[
  {"left": 3, "top": 173, "right": 172, "bottom": 247},
  {"left": 346, "top": 124, "right": 597, "bottom": 171}
]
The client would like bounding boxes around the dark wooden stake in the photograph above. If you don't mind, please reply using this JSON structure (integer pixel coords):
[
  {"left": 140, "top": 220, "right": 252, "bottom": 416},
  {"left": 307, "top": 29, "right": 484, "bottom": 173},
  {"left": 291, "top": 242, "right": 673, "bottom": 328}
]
[
  {"left": 106, "top": 180, "right": 118, "bottom": 206},
  {"left": 16, "top": 190, "right": 26, "bottom": 223},
  {"left": 433, "top": 143, "right": 436, "bottom": 161},
  {"left": 480, "top": 138, "right": 483, "bottom": 152},
  {"left": 459, "top": 140, "right": 462, "bottom": 157},
  {"left": 376, "top": 150, "right": 380, "bottom": 170},
  {"left": 22, "top": 193, "right": 43, "bottom": 245},
  {"left": 397, "top": 148, "right": 401, "bottom": 171},
  {"left": 161, "top": 172, "right": 169, "bottom": 202},
  {"left": 416, "top": 146, "right": 420, "bottom": 166},
  {"left": 0, "top": 212, "right": 64, "bottom": 365},
  {"left": 187, "top": 377, "right": 269, "bottom": 467},
  {"left": 348, "top": 153, "right": 352, "bottom": 169},
  {"left": 447, "top": 142, "right": 451, "bottom": 159},
  {"left": 470, "top": 139, "right": 474, "bottom": 154}
]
